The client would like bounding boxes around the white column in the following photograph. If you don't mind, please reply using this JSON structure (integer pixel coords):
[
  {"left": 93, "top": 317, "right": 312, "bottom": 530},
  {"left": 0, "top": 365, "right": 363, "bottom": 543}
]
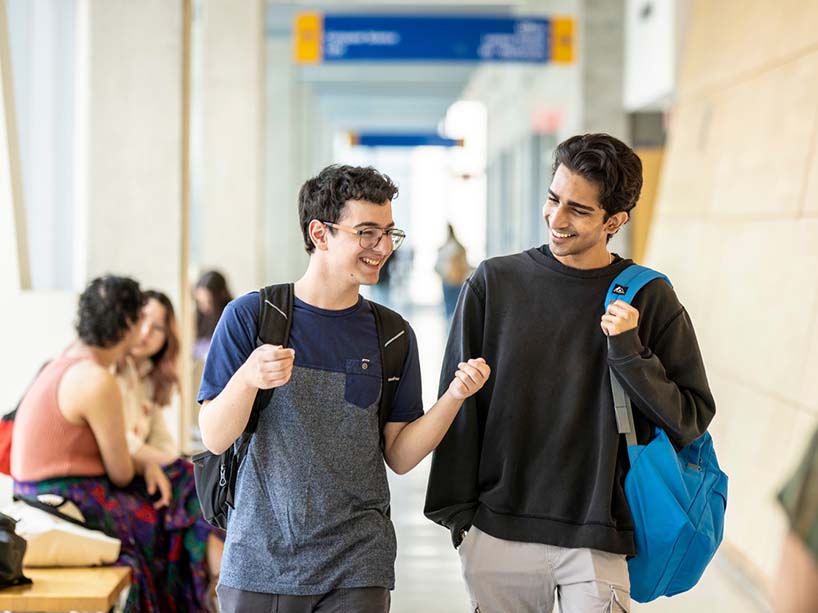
[
  {"left": 197, "top": 0, "right": 264, "bottom": 295},
  {"left": 78, "top": 0, "right": 184, "bottom": 300}
]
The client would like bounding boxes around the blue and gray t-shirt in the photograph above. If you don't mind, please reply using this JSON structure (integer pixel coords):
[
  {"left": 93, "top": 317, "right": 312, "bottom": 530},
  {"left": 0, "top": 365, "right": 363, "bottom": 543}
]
[{"left": 198, "top": 292, "right": 424, "bottom": 595}]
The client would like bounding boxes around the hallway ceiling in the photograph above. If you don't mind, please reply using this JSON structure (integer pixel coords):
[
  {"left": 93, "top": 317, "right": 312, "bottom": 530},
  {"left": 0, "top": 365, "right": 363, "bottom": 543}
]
[{"left": 265, "top": 2, "right": 525, "bottom": 134}]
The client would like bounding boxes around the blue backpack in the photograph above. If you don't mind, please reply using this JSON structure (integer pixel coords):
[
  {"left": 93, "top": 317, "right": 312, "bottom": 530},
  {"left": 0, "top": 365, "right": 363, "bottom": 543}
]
[{"left": 605, "top": 265, "right": 728, "bottom": 603}]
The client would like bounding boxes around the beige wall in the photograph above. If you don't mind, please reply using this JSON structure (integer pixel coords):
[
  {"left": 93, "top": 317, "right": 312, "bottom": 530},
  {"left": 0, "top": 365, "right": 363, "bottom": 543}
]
[
  {"left": 645, "top": 0, "right": 818, "bottom": 583},
  {"left": 631, "top": 147, "right": 663, "bottom": 263}
]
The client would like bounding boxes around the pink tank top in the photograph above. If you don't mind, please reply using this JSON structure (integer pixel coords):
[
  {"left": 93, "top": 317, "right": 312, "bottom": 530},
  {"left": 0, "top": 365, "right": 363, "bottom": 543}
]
[{"left": 11, "top": 356, "right": 107, "bottom": 481}]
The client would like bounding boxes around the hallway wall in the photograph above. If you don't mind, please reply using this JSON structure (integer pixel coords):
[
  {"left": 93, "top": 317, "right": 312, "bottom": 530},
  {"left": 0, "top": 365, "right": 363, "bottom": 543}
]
[{"left": 644, "top": 0, "right": 818, "bottom": 584}]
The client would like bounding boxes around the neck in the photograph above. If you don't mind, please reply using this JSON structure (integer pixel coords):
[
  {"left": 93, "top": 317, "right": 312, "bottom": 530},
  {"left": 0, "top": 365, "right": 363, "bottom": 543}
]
[
  {"left": 67, "top": 340, "right": 125, "bottom": 368},
  {"left": 551, "top": 245, "right": 613, "bottom": 270},
  {"left": 295, "top": 257, "right": 360, "bottom": 310}
]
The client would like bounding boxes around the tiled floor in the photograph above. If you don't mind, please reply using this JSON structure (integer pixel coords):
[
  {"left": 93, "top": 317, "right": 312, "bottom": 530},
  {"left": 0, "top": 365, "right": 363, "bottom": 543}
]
[{"left": 386, "top": 305, "right": 770, "bottom": 613}]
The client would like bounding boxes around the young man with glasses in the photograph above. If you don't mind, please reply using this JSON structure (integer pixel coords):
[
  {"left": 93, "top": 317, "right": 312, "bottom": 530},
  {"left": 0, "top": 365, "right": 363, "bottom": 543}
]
[
  {"left": 425, "top": 134, "right": 716, "bottom": 612},
  {"left": 198, "top": 164, "right": 490, "bottom": 613}
]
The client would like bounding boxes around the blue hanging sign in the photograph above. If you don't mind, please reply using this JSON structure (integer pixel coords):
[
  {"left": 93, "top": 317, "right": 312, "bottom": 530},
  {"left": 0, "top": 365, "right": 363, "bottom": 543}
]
[
  {"left": 350, "top": 133, "right": 464, "bottom": 148},
  {"left": 294, "top": 14, "right": 575, "bottom": 64}
]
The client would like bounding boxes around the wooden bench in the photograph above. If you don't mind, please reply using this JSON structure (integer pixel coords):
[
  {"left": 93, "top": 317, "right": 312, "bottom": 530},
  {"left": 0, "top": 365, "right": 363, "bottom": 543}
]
[{"left": 0, "top": 566, "right": 130, "bottom": 612}]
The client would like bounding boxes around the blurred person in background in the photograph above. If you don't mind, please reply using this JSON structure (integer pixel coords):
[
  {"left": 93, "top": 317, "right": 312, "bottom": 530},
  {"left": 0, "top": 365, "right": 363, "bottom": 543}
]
[
  {"left": 116, "top": 289, "right": 225, "bottom": 604},
  {"left": 11, "top": 276, "right": 218, "bottom": 613},
  {"left": 117, "top": 290, "right": 180, "bottom": 465},
  {"left": 195, "top": 270, "right": 233, "bottom": 361},
  {"left": 775, "top": 429, "right": 818, "bottom": 612},
  {"left": 434, "top": 223, "right": 470, "bottom": 319}
]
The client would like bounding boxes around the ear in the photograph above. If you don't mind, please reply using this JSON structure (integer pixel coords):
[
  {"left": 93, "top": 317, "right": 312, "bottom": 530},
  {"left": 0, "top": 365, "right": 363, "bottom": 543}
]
[
  {"left": 606, "top": 211, "right": 629, "bottom": 235},
  {"left": 309, "top": 219, "right": 329, "bottom": 251}
]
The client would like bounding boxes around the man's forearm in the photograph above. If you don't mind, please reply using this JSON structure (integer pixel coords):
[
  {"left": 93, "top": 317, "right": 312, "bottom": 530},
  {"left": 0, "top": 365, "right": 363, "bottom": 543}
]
[
  {"left": 385, "top": 390, "right": 464, "bottom": 475},
  {"left": 198, "top": 365, "right": 258, "bottom": 454}
]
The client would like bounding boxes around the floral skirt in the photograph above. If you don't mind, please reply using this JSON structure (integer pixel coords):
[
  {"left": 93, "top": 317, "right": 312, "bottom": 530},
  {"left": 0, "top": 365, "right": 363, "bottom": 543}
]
[{"left": 15, "top": 459, "right": 224, "bottom": 613}]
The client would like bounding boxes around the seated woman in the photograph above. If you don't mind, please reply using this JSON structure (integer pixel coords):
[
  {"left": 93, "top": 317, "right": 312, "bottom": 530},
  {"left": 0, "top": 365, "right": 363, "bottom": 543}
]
[
  {"left": 116, "top": 289, "right": 224, "bottom": 598},
  {"left": 11, "top": 276, "right": 215, "bottom": 613}
]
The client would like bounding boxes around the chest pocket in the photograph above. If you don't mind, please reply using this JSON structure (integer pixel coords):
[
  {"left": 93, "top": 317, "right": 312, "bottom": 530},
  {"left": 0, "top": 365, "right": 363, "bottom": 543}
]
[{"left": 344, "top": 358, "right": 382, "bottom": 409}]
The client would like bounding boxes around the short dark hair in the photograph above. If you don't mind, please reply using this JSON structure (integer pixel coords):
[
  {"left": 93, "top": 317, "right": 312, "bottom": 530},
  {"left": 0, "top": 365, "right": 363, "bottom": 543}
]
[
  {"left": 76, "top": 275, "right": 143, "bottom": 348},
  {"left": 298, "top": 165, "right": 399, "bottom": 253},
  {"left": 552, "top": 133, "right": 643, "bottom": 219}
]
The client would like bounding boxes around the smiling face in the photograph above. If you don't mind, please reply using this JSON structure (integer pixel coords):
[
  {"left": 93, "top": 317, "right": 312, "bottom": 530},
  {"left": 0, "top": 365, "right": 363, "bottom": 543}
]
[
  {"left": 543, "top": 165, "right": 626, "bottom": 269},
  {"left": 319, "top": 199, "right": 396, "bottom": 287}
]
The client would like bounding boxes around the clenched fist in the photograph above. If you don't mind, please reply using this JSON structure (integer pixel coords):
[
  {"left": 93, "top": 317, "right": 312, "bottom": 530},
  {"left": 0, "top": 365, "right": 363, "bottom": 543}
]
[
  {"left": 447, "top": 357, "right": 491, "bottom": 401},
  {"left": 601, "top": 300, "right": 639, "bottom": 336},
  {"left": 241, "top": 344, "right": 295, "bottom": 390}
]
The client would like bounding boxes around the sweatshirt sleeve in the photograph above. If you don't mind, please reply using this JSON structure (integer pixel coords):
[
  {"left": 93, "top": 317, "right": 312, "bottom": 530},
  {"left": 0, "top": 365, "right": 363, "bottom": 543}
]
[
  {"left": 607, "top": 301, "right": 716, "bottom": 448},
  {"left": 424, "top": 271, "right": 487, "bottom": 548}
]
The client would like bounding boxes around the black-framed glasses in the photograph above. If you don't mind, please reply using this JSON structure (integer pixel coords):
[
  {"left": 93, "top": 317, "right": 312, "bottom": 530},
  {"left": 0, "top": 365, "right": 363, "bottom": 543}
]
[{"left": 321, "top": 221, "right": 406, "bottom": 251}]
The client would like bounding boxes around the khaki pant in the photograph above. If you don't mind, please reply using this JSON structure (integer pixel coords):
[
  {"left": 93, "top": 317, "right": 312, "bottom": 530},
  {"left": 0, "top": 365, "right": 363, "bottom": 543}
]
[{"left": 458, "top": 527, "right": 630, "bottom": 613}]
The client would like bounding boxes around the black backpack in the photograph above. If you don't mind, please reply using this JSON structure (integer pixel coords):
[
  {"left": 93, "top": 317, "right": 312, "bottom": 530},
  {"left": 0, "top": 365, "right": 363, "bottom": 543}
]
[
  {"left": 192, "top": 284, "right": 410, "bottom": 529},
  {"left": 0, "top": 512, "right": 30, "bottom": 589}
]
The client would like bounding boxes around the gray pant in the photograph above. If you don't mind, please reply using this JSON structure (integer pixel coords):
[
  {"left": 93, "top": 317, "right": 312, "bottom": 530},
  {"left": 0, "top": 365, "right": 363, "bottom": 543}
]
[
  {"left": 459, "top": 527, "right": 630, "bottom": 612},
  {"left": 216, "top": 584, "right": 390, "bottom": 613}
]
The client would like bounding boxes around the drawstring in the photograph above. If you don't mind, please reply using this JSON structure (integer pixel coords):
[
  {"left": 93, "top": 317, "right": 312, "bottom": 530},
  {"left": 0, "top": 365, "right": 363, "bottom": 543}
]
[{"left": 608, "top": 585, "right": 628, "bottom": 612}]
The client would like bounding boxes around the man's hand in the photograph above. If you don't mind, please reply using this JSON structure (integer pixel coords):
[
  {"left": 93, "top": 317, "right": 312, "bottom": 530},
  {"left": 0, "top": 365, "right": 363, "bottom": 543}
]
[
  {"left": 447, "top": 358, "right": 491, "bottom": 401},
  {"left": 601, "top": 300, "right": 639, "bottom": 336},
  {"left": 144, "top": 463, "right": 172, "bottom": 509},
  {"left": 241, "top": 344, "right": 295, "bottom": 390}
]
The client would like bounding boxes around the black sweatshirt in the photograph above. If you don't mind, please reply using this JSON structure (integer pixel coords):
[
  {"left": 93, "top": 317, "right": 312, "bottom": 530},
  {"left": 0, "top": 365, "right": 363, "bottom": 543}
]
[{"left": 424, "top": 246, "right": 716, "bottom": 555}]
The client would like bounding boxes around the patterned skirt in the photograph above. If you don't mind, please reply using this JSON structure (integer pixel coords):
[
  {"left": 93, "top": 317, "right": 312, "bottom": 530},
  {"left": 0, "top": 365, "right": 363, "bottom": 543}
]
[{"left": 14, "top": 459, "right": 224, "bottom": 613}]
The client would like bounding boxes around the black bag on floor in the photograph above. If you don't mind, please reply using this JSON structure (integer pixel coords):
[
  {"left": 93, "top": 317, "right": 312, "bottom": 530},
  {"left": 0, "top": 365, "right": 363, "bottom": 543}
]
[
  {"left": 0, "top": 511, "right": 31, "bottom": 589},
  {"left": 192, "top": 284, "right": 409, "bottom": 529}
]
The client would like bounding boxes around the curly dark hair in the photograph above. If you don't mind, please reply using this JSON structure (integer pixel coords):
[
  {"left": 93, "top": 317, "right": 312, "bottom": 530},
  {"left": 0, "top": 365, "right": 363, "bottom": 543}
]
[
  {"left": 76, "top": 275, "right": 143, "bottom": 348},
  {"left": 298, "top": 164, "right": 399, "bottom": 253},
  {"left": 552, "top": 133, "right": 643, "bottom": 219}
]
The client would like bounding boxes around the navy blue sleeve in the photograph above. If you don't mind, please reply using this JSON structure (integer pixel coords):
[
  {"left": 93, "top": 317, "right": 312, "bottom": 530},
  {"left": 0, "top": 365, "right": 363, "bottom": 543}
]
[
  {"left": 386, "top": 324, "right": 424, "bottom": 423},
  {"left": 197, "top": 292, "right": 259, "bottom": 403}
]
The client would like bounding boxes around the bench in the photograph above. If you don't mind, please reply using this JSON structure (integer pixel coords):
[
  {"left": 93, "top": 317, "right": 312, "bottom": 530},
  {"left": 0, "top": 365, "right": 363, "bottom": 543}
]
[{"left": 0, "top": 566, "right": 130, "bottom": 612}]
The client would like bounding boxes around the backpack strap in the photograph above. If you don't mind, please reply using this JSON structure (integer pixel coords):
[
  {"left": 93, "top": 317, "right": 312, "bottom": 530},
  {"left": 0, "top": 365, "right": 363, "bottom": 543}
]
[
  {"left": 605, "top": 265, "right": 671, "bottom": 310},
  {"left": 14, "top": 495, "right": 91, "bottom": 529},
  {"left": 244, "top": 284, "right": 294, "bottom": 435},
  {"left": 605, "top": 265, "right": 672, "bottom": 446},
  {"left": 4, "top": 361, "right": 50, "bottom": 421},
  {"left": 370, "top": 302, "right": 409, "bottom": 447}
]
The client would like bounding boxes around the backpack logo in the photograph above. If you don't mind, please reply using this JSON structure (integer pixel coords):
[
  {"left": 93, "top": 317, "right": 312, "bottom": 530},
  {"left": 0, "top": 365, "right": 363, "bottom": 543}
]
[{"left": 613, "top": 284, "right": 628, "bottom": 295}]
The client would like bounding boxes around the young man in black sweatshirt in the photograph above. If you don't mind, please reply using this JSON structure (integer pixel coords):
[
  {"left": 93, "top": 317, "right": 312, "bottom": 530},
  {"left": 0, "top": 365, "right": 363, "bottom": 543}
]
[{"left": 424, "top": 133, "right": 716, "bottom": 612}]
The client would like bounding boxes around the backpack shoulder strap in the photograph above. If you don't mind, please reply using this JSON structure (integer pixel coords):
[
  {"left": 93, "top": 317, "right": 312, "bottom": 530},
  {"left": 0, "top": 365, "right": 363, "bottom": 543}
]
[
  {"left": 370, "top": 301, "right": 409, "bottom": 443},
  {"left": 5, "top": 361, "right": 50, "bottom": 421},
  {"left": 605, "top": 264, "right": 672, "bottom": 308},
  {"left": 606, "top": 265, "right": 673, "bottom": 446},
  {"left": 244, "top": 284, "right": 294, "bottom": 434},
  {"left": 257, "top": 284, "right": 294, "bottom": 346}
]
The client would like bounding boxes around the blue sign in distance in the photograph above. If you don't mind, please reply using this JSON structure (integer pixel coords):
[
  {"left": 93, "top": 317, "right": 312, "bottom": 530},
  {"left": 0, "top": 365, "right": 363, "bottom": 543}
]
[
  {"left": 352, "top": 133, "right": 464, "bottom": 148},
  {"left": 322, "top": 16, "right": 553, "bottom": 63}
]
